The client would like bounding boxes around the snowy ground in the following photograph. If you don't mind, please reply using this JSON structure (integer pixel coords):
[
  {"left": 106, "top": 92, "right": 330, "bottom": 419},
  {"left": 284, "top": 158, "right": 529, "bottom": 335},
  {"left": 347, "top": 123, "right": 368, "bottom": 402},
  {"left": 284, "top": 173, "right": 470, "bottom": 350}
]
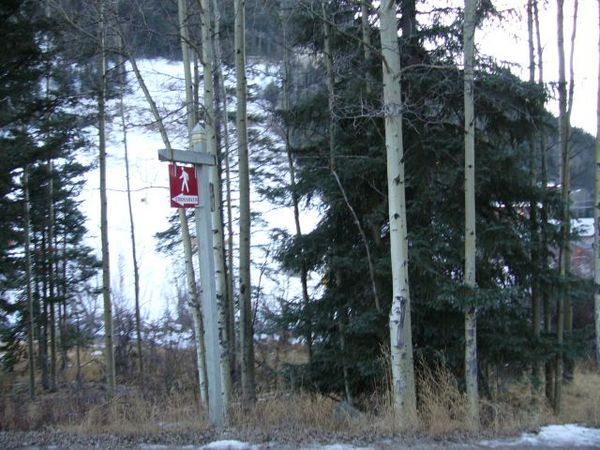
[{"left": 481, "top": 424, "right": 600, "bottom": 448}]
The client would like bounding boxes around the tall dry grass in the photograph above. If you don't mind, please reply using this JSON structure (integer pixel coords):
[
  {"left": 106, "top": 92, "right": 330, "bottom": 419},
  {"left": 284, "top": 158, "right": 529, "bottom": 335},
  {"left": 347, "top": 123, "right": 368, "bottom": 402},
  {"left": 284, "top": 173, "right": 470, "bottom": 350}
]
[
  {"left": 558, "top": 364, "right": 600, "bottom": 426},
  {"left": 2, "top": 343, "right": 600, "bottom": 439}
]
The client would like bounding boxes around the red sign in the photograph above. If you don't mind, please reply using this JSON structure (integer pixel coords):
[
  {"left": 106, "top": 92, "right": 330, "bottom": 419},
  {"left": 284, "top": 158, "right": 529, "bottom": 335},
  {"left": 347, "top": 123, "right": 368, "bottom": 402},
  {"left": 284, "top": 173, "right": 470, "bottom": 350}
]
[{"left": 169, "top": 164, "right": 199, "bottom": 208}]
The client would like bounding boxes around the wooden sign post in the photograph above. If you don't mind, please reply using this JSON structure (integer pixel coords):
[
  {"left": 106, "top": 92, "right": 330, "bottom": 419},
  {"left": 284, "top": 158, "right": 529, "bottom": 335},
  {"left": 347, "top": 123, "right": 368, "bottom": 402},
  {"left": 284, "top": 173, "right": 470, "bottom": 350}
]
[{"left": 158, "top": 123, "right": 224, "bottom": 427}]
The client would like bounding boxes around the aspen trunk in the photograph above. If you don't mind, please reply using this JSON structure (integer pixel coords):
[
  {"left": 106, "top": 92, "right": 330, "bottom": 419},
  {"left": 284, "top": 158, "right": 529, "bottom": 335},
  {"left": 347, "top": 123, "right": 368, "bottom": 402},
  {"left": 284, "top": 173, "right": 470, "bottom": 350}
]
[
  {"left": 379, "top": 0, "right": 417, "bottom": 424},
  {"left": 211, "top": 0, "right": 237, "bottom": 377},
  {"left": 200, "top": 0, "right": 232, "bottom": 409},
  {"left": 463, "top": 0, "right": 480, "bottom": 429},
  {"left": 234, "top": 0, "right": 256, "bottom": 403},
  {"left": 178, "top": 0, "right": 209, "bottom": 408}
]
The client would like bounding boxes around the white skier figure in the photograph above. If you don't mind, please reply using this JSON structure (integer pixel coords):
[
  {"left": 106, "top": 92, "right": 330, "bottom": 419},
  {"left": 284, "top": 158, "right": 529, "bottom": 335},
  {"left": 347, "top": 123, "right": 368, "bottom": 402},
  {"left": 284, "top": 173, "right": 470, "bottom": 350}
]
[{"left": 179, "top": 167, "right": 190, "bottom": 193}]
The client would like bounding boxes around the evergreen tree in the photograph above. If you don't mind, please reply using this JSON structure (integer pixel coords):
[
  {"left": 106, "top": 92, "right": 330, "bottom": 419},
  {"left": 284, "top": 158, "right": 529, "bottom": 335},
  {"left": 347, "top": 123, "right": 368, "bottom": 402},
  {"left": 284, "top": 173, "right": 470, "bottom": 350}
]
[{"left": 267, "top": 1, "right": 563, "bottom": 402}]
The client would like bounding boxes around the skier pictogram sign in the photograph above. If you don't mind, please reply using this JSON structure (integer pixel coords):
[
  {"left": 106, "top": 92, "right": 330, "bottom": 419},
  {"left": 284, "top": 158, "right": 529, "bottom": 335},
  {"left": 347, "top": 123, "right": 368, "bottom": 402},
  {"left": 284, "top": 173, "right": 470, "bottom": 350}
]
[{"left": 169, "top": 164, "right": 199, "bottom": 208}]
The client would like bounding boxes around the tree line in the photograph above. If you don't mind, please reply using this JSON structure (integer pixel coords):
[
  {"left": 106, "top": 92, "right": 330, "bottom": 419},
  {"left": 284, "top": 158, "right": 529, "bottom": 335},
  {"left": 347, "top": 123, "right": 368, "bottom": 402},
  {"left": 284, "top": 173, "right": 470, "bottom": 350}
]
[{"left": 0, "top": 0, "right": 599, "bottom": 432}]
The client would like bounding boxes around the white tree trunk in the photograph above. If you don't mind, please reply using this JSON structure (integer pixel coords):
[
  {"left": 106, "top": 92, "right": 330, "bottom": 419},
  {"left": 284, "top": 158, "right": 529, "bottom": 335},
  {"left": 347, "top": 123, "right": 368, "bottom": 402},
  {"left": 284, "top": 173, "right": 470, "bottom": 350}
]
[
  {"left": 378, "top": 0, "right": 417, "bottom": 424},
  {"left": 235, "top": 0, "right": 256, "bottom": 403},
  {"left": 212, "top": 0, "right": 237, "bottom": 376},
  {"left": 178, "top": 0, "right": 209, "bottom": 408},
  {"left": 199, "top": 0, "right": 232, "bottom": 409},
  {"left": 463, "top": 0, "right": 479, "bottom": 430}
]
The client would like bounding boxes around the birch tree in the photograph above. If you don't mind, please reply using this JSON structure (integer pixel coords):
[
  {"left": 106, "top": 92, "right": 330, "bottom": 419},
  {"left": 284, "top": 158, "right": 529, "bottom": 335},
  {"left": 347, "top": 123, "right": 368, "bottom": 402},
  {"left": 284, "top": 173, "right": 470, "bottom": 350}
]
[
  {"left": 235, "top": 0, "right": 256, "bottom": 403},
  {"left": 463, "top": 0, "right": 479, "bottom": 429},
  {"left": 378, "top": 0, "right": 417, "bottom": 424},
  {"left": 211, "top": 0, "right": 237, "bottom": 374},
  {"left": 199, "top": 0, "right": 233, "bottom": 408},
  {"left": 177, "top": 0, "right": 210, "bottom": 407}
]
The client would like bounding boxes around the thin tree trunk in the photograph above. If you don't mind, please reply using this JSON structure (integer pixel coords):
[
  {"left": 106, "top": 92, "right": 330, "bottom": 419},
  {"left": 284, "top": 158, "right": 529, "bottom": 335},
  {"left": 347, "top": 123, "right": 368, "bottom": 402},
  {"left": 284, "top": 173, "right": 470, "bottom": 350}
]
[
  {"left": 178, "top": 0, "right": 209, "bottom": 408},
  {"left": 339, "top": 309, "right": 352, "bottom": 405},
  {"left": 361, "top": 1, "right": 372, "bottom": 97},
  {"left": 533, "top": 0, "right": 556, "bottom": 403},
  {"left": 555, "top": 0, "right": 569, "bottom": 413},
  {"left": 99, "top": 0, "right": 115, "bottom": 397},
  {"left": 564, "top": 1, "right": 578, "bottom": 384},
  {"left": 23, "top": 169, "right": 35, "bottom": 400},
  {"left": 200, "top": 0, "right": 233, "bottom": 409},
  {"left": 281, "top": 3, "right": 312, "bottom": 364},
  {"left": 211, "top": 0, "right": 237, "bottom": 379},
  {"left": 117, "top": 54, "right": 143, "bottom": 377},
  {"left": 59, "top": 229, "right": 68, "bottom": 371},
  {"left": 527, "top": 0, "right": 544, "bottom": 396},
  {"left": 234, "top": 0, "right": 256, "bottom": 403},
  {"left": 118, "top": 15, "right": 210, "bottom": 405},
  {"left": 38, "top": 231, "right": 49, "bottom": 390},
  {"left": 322, "top": 0, "right": 381, "bottom": 313},
  {"left": 379, "top": 0, "right": 417, "bottom": 425},
  {"left": 595, "top": 0, "right": 600, "bottom": 370},
  {"left": 463, "top": 0, "right": 480, "bottom": 430}
]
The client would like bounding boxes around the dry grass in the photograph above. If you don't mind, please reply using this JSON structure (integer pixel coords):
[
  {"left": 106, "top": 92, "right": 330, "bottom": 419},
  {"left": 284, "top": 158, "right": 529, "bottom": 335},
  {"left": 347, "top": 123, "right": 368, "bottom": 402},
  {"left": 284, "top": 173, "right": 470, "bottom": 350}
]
[
  {"left": 230, "top": 392, "right": 342, "bottom": 434},
  {"left": 418, "top": 362, "right": 468, "bottom": 437},
  {"left": 2, "top": 351, "right": 600, "bottom": 441},
  {"left": 558, "top": 365, "right": 600, "bottom": 426},
  {"left": 70, "top": 391, "right": 208, "bottom": 434}
]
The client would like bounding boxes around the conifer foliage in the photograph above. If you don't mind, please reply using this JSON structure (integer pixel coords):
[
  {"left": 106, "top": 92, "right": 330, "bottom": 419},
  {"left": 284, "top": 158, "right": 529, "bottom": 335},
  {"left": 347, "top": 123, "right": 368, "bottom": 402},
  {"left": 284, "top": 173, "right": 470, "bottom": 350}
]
[
  {"left": 268, "top": 0, "right": 587, "bottom": 404},
  {"left": 0, "top": 0, "right": 98, "bottom": 384}
]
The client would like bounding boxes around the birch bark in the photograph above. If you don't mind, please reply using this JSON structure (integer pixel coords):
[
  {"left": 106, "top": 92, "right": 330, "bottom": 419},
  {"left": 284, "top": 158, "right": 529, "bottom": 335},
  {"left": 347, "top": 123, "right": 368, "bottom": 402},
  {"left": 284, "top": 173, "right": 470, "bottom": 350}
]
[
  {"left": 378, "top": 0, "right": 417, "bottom": 424},
  {"left": 178, "top": 0, "right": 210, "bottom": 408},
  {"left": 199, "top": 0, "right": 233, "bottom": 408},
  {"left": 463, "top": 0, "right": 480, "bottom": 429},
  {"left": 235, "top": 0, "right": 256, "bottom": 403}
]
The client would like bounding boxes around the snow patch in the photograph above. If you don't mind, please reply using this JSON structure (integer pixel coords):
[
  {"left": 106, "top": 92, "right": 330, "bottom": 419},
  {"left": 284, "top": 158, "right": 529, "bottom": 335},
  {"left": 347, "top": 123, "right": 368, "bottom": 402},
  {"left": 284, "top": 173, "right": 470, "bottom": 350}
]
[
  {"left": 481, "top": 424, "right": 600, "bottom": 448},
  {"left": 201, "top": 441, "right": 258, "bottom": 450}
]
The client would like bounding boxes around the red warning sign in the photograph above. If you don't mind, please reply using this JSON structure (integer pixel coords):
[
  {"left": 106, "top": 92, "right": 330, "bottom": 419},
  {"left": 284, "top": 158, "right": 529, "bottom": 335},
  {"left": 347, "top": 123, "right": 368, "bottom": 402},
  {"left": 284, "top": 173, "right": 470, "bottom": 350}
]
[{"left": 169, "top": 164, "right": 199, "bottom": 208}]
